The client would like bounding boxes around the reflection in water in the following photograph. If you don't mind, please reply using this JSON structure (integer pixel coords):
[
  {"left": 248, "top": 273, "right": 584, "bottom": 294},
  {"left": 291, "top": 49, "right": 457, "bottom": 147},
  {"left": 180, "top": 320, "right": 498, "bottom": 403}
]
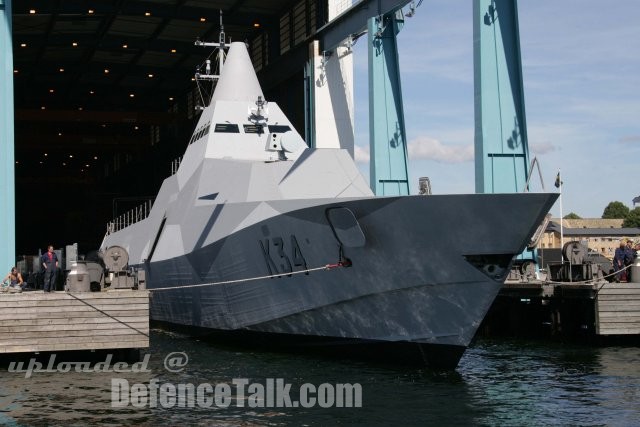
[{"left": 1, "top": 331, "right": 639, "bottom": 425}]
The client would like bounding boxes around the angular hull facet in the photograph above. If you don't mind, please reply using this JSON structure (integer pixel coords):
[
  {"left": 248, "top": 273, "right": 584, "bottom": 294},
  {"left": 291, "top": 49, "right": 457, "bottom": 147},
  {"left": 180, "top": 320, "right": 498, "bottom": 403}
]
[{"left": 128, "top": 193, "right": 556, "bottom": 367}]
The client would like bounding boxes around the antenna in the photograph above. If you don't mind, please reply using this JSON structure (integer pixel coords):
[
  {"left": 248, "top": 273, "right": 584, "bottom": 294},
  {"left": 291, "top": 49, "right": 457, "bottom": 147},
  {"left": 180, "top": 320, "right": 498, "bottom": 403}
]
[
  {"left": 193, "top": 9, "right": 228, "bottom": 80},
  {"left": 192, "top": 9, "right": 229, "bottom": 109},
  {"left": 219, "top": 10, "right": 225, "bottom": 48},
  {"left": 218, "top": 10, "right": 225, "bottom": 74}
]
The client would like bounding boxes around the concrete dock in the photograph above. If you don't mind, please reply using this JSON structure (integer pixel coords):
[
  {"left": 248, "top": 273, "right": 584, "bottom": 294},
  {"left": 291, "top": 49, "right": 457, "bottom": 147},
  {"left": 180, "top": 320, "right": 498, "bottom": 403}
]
[{"left": 0, "top": 290, "right": 149, "bottom": 354}]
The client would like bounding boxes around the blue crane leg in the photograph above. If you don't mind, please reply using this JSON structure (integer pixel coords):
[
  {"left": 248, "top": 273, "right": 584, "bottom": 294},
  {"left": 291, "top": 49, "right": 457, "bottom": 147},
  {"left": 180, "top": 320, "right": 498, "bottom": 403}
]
[
  {"left": 474, "top": 0, "right": 537, "bottom": 266},
  {"left": 367, "top": 13, "right": 410, "bottom": 196},
  {"left": 473, "top": 0, "right": 530, "bottom": 194},
  {"left": 0, "top": 0, "right": 15, "bottom": 271}
]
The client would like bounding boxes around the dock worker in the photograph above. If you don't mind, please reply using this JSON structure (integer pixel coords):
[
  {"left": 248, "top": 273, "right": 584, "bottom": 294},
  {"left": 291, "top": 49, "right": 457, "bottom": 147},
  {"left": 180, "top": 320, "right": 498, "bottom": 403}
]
[
  {"left": 2, "top": 267, "right": 23, "bottom": 291},
  {"left": 626, "top": 239, "right": 636, "bottom": 282},
  {"left": 41, "top": 245, "right": 59, "bottom": 292},
  {"left": 613, "top": 240, "right": 628, "bottom": 282}
]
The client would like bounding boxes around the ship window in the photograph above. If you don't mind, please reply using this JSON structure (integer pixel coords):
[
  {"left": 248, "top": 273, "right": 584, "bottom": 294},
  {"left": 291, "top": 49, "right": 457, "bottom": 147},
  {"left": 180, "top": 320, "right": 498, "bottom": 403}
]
[
  {"left": 268, "top": 125, "right": 291, "bottom": 133},
  {"left": 243, "top": 124, "right": 265, "bottom": 134},
  {"left": 198, "top": 129, "right": 204, "bottom": 139},
  {"left": 214, "top": 123, "right": 240, "bottom": 133}
]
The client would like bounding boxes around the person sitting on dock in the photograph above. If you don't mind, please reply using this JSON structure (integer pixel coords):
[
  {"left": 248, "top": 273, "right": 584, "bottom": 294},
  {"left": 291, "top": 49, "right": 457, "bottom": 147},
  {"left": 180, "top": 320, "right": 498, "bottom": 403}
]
[
  {"left": 1, "top": 267, "right": 23, "bottom": 292},
  {"left": 613, "top": 240, "right": 630, "bottom": 282},
  {"left": 41, "top": 245, "right": 59, "bottom": 292}
]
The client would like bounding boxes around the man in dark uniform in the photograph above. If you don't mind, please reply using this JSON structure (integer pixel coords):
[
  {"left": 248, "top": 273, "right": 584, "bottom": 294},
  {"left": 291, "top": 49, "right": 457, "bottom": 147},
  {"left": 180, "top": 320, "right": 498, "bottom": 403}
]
[
  {"left": 613, "top": 240, "right": 628, "bottom": 282},
  {"left": 41, "top": 245, "right": 59, "bottom": 292},
  {"left": 625, "top": 239, "right": 636, "bottom": 282}
]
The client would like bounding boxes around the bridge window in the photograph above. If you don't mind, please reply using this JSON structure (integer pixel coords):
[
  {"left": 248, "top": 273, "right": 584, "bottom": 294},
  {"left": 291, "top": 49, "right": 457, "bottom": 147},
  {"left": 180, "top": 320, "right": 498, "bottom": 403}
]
[
  {"left": 214, "top": 123, "right": 240, "bottom": 133},
  {"left": 243, "top": 124, "right": 265, "bottom": 134},
  {"left": 268, "top": 125, "right": 291, "bottom": 133}
]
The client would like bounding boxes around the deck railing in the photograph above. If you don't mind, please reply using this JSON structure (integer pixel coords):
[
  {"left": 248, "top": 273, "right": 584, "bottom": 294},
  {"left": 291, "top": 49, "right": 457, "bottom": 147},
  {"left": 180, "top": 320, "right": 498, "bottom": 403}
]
[
  {"left": 171, "top": 156, "right": 182, "bottom": 175},
  {"left": 105, "top": 157, "right": 182, "bottom": 236},
  {"left": 106, "top": 200, "right": 153, "bottom": 235}
]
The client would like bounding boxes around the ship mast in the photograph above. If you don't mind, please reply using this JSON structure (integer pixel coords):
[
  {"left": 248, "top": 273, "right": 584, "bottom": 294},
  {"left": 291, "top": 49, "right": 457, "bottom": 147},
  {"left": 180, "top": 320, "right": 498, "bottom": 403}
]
[{"left": 193, "top": 10, "right": 228, "bottom": 107}]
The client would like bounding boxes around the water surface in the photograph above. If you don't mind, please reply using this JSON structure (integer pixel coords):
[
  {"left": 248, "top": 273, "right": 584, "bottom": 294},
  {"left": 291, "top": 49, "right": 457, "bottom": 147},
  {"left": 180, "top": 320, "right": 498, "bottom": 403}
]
[{"left": 1, "top": 330, "right": 639, "bottom": 425}]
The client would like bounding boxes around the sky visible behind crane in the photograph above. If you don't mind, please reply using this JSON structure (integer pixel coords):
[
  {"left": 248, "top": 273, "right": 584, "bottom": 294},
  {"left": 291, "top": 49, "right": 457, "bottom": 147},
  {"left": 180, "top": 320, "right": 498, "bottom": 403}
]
[{"left": 351, "top": 0, "right": 640, "bottom": 218}]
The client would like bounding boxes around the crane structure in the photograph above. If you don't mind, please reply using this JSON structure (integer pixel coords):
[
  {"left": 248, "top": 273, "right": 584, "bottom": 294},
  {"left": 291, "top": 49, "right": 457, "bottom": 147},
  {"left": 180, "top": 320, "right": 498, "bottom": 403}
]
[
  {"left": 473, "top": 0, "right": 529, "bottom": 194},
  {"left": 310, "top": 0, "right": 530, "bottom": 199},
  {"left": 0, "top": 0, "right": 15, "bottom": 272}
]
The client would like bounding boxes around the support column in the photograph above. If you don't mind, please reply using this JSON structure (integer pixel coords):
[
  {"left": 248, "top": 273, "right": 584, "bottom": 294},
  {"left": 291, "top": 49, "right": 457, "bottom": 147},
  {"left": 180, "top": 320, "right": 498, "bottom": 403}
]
[
  {"left": 0, "top": 0, "right": 15, "bottom": 271},
  {"left": 307, "top": 0, "right": 355, "bottom": 157},
  {"left": 474, "top": 0, "right": 536, "bottom": 266},
  {"left": 308, "top": 40, "right": 355, "bottom": 157},
  {"left": 367, "top": 12, "right": 409, "bottom": 196},
  {"left": 473, "top": 0, "right": 529, "bottom": 194}
]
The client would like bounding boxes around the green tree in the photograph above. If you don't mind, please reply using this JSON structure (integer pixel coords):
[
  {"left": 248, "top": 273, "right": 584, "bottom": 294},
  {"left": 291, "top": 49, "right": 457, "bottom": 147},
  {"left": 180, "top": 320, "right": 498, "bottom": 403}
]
[
  {"left": 602, "top": 201, "right": 630, "bottom": 219},
  {"left": 623, "top": 207, "right": 640, "bottom": 228},
  {"left": 563, "top": 212, "right": 582, "bottom": 219}
]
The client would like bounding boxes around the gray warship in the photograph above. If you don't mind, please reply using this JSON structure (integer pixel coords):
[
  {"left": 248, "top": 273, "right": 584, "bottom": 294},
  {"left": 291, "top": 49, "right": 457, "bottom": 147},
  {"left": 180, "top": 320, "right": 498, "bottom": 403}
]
[{"left": 101, "top": 41, "right": 557, "bottom": 368}]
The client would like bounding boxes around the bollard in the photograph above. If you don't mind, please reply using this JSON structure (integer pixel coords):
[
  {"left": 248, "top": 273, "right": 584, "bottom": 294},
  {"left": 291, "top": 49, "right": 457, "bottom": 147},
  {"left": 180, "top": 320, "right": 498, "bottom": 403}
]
[{"left": 631, "top": 257, "right": 640, "bottom": 284}]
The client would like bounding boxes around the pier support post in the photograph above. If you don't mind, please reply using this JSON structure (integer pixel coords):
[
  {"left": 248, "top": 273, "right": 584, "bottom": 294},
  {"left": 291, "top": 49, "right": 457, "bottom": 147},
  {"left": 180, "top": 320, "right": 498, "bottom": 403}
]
[{"left": 0, "top": 0, "right": 15, "bottom": 271}]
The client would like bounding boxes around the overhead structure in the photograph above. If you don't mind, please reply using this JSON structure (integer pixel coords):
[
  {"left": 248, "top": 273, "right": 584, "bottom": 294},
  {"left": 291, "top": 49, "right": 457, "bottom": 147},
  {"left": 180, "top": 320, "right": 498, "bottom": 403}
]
[
  {"left": 0, "top": 0, "right": 15, "bottom": 271},
  {"left": 307, "top": 0, "right": 412, "bottom": 196},
  {"left": 473, "top": 0, "right": 530, "bottom": 194},
  {"left": 474, "top": 0, "right": 536, "bottom": 268},
  {"left": 367, "top": 11, "right": 410, "bottom": 196},
  {"left": 306, "top": 0, "right": 355, "bottom": 157}
]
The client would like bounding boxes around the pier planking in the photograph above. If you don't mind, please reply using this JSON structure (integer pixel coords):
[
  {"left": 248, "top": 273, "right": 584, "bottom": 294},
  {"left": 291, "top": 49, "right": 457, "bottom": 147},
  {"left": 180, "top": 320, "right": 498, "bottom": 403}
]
[
  {"left": 596, "top": 283, "right": 640, "bottom": 335},
  {"left": 0, "top": 290, "right": 149, "bottom": 353}
]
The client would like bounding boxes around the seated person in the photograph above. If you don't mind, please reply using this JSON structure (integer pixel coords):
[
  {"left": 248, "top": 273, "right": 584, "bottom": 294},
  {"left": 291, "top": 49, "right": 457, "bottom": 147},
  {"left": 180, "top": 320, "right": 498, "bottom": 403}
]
[{"left": 2, "top": 267, "right": 24, "bottom": 289}]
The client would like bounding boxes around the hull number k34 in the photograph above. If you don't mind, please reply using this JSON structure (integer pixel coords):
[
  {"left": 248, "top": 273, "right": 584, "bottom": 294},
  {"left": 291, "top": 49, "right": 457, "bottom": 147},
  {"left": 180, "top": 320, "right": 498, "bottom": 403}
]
[{"left": 259, "top": 236, "right": 308, "bottom": 276}]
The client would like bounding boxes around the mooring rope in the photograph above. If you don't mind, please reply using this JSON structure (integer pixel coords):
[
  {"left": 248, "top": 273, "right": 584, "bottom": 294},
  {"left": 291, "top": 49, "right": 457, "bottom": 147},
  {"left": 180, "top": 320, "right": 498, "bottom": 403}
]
[
  {"left": 63, "top": 290, "right": 150, "bottom": 337},
  {"left": 149, "top": 263, "right": 344, "bottom": 292},
  {"left": 52, "top": 262, "right": 345, "bottom": 338}
]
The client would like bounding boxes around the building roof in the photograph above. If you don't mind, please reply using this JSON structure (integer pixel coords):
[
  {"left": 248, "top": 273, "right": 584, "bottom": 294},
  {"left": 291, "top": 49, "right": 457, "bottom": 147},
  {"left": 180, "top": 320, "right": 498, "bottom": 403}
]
[
  {"left": 546, "top": 220, "right": 640, "bottom": 237},
  {"left": 552, "top": 218, "right": 624, "bottom": 228}
]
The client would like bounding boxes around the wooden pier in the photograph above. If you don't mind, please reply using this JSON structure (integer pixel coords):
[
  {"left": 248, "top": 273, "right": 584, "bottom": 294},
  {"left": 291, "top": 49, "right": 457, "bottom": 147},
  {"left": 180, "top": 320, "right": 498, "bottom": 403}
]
[
  {"left": 0, "top": 290, "right": 149, "bottom": 354},
  {"left": 483, "top": 280, "right": 640, "bottom": 338},
  {"left": 595, "top": 283, "right": 640, "bottom": 335}
]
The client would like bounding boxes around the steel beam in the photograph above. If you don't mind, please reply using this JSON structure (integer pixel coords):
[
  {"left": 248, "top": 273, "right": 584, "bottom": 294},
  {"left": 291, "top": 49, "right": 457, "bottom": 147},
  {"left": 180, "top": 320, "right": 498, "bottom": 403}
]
[
  {"left": 12, "top": 0, "right": 278, "bottom": 27},
  {"left": 318, "top": 0, "right": 410, "bottom": 51},
  {"left": 0, "top": 0, "right": 15, "bottom": 271},
  {"left": 473, "top": 0, "right": 529, "bottom": 194},
  {"left": 15, "top": 109, "right": 181, "bottom": 125},
  {"left": 367, "top": 12, "right": 409, "bottom": 196},
  {"left": 474, "top": 0, "right": 536, "bottom": 266}
]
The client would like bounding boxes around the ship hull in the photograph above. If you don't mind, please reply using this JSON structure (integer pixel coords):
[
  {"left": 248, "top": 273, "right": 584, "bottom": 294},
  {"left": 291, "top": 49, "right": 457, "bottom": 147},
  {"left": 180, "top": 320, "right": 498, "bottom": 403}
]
[{"left": 140, "top": 193, "right": 557, "bottom": 368}]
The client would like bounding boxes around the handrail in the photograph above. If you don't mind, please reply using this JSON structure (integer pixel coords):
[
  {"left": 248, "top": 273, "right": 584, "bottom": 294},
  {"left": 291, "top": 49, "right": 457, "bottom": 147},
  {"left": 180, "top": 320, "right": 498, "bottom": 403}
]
[{"left": 106, "top": 199, "right": 153, "bottom": 235}]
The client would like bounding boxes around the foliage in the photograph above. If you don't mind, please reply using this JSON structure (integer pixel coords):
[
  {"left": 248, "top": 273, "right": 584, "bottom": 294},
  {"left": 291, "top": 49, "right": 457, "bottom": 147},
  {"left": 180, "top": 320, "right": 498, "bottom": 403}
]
[
  {"left": 602, "top": 201, "right": 630, "bottom": 219},
  {"left": 623, "top": 207, "right": 640, "bottom": 228},
  {"left": 563, "top": 212, "right": 582, "bottom": 219}
]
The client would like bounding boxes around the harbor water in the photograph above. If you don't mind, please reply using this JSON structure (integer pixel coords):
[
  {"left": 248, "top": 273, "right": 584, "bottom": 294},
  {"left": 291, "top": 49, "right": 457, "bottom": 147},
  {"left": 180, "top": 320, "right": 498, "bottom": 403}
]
[{"left": 1, "top": 329, "right": 639, "bottom": 426}]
